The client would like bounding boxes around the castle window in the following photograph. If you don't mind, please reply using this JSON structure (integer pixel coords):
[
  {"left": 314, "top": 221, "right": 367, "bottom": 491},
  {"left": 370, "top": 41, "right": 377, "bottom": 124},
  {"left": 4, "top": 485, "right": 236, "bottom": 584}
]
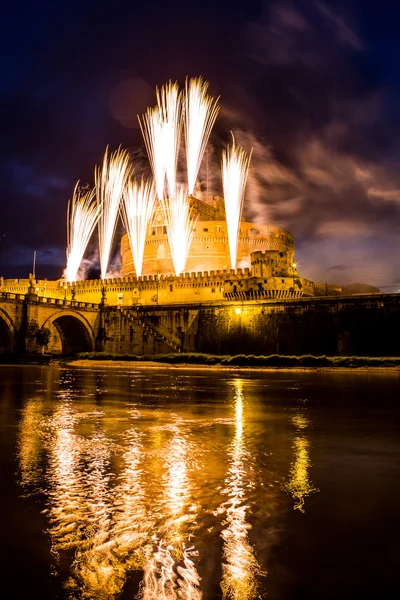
[
  {"left": 151, "top": 228, "right": 156, "bottom": 236},
  {"left": 203, "top": 227, "right": 208, "bottom": 232},
  {"left": 212, "top": 288, "right": 215, "bottom": 293},
  {"left": 163, "top": 226, "right": 167, "bottom": 234},
  {"left": 169, "top": 284, "right": 173, "bottom": 292}
]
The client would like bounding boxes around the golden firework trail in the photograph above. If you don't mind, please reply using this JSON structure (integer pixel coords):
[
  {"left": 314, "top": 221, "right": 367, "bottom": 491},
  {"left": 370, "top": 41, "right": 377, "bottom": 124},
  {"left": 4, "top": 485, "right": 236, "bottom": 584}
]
[
  {"left": 95, "top": 146, "right": 132, "bottom": 280},
  {"left": 121, "top": 178, "right": 156, "bottom": 278},
  {"left": 162, "top": 186, "right": 198, "bottom": 275},
  {"left": 222, "top": 135, "right": 253, "bottom": 270},
  {"left": 184, "top": 77, "right": 220, "bottom": 195},
  {"left": 65, "top": 183, "right": 100, "bottom": 283},
  {"left": 139, "top": 81, "right": 182, "bottom": 200}
]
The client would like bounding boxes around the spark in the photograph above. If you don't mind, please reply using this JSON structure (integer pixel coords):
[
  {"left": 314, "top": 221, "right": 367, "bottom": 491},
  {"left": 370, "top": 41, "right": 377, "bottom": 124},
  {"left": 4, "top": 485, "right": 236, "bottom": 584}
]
[
  {"left": 138, "top": 108, "right": 165, "bottom": 201},
  {"left": 65, "top": 182, "right": 100, "bottom": 283},
  {"left": 95, "top": 146, "right": 132, "bottom": 280},
  {"left": 184, "top": 77, "right": 220, "bottom": 195},
  {"left": 121, "top": 178, "right": 156, "bottom": 277},
  {"left": 162, "top": 186, "right": 198, "bottom": 275},
  {"left": 139, "top": 81, "right": 182, "bottom": 200},
  {"left": 222, "top": 135, "right": 253, "bottom": 270}
]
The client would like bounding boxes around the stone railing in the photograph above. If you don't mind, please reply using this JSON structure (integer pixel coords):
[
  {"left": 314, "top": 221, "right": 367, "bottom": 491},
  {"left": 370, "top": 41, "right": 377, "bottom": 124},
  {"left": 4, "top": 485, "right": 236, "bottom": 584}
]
[{"left": 224, "top": 289, "right": 303, "bottom": 301}]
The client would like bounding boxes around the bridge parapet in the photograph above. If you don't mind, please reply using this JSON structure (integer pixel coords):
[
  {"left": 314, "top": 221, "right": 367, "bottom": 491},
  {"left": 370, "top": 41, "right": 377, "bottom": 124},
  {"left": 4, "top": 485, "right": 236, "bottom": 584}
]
[
  {"left": 37, "top": 296, "right": 100, "bottom": 310},
  {"left": 0, "top": 291, "right": 26, "bottom": 301}
]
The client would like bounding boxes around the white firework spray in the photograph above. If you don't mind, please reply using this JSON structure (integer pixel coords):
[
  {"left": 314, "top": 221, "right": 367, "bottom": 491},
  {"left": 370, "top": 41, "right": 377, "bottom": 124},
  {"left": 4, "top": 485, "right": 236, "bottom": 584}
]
[
  {"left": 65, "top": 183, "right": 100, "bottom": 283},
  {"left": 162, "top": 186, "right": 198, "bottom": 275},
  {"left": 138, "top": 81, "right": 182, "bottom": 200},
  {"left": 121, "top": 178, "right": 156, "bottom": 278},
  {"left": 184, "top": 77, "right": 220, "bottom": 195},
  {"left": 222, "top": 135, "right": 253, "bottom": 270},
  {"left": 95, "top": 146, "right": 132, "bottom": 280},
  {"left": 138, "top": 107, "right": 165, "bottom": 201}
]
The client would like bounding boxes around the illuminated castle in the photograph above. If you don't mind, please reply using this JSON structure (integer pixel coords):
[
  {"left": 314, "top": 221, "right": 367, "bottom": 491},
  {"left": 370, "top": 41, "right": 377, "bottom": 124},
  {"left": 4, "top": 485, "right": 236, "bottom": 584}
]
[{"left": 121, "top": 193, "right": 297, "bottom": 279}]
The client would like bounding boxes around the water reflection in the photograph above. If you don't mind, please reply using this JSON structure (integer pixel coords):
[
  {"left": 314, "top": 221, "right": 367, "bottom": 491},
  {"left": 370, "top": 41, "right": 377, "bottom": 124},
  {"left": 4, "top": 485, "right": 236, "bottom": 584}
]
[
  {"left": 18, "top": 397, "right": 45, "bottom": 488},
  {"left": 15, "top": 369, "right": 320, "bottom": 599},
  {"left": 141, "top": 422, "right": 202, "bottom": 599},
  {"left": 219, "top": 380, "right": 263, "bottom": 600},
  {"left": 286, "top": 413, "right": 318, "bottom": 512}
]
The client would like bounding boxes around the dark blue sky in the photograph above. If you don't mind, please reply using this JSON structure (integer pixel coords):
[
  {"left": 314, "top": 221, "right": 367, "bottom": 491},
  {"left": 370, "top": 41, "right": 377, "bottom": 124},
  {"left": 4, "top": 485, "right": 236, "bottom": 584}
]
[{"left": 1, "top": 0, "right": 400, "bottom": 288}]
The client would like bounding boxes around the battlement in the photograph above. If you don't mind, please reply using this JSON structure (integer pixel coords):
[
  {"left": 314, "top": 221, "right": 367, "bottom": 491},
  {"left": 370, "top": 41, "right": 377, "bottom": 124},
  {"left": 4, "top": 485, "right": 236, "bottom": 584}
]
[
  {"left": 1, "top": 263, "right": 312, "bottom": 306},
  {"left": 68, "top": 268, "right": 253, "bottom": 290}
]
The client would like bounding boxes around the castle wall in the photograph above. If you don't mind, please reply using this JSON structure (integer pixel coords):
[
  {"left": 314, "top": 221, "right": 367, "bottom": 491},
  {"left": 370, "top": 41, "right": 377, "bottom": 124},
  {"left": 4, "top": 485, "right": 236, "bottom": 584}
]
[
  {"left": 0, "top": 270, "right": 316, "bottom": 307},
  {"left": 100, "top": 294, "right": 400, "bottom": 357},
  {"left": 121, "top": 221, "right": 295, "bottom": 276}
]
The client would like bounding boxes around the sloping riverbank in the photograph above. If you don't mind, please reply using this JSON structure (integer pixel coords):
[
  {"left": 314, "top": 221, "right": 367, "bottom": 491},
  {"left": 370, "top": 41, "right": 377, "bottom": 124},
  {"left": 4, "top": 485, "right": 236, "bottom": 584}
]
[{"left": 67, "top": 351, "right": 400, "bottom": 370}]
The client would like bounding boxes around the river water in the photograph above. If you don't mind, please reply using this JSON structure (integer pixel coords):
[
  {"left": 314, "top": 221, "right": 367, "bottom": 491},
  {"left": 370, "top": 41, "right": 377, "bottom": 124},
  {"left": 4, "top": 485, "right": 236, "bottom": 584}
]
[{"left": 0, "top": 365, "right": 399, "bottom": 599}]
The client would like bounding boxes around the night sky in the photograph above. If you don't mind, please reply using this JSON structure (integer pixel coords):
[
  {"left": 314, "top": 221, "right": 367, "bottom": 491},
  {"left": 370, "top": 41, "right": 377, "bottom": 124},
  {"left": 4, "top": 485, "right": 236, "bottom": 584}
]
[{"left": 2, "top": 0, "right": 400, "bottom": 289}]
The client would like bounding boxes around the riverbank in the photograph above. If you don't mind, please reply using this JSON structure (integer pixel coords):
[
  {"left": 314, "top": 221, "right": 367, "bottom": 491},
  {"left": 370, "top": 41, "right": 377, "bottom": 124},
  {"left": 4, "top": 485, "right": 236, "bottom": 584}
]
[{"left": 65, "top": 352, "right": 400, "bottom": 370}]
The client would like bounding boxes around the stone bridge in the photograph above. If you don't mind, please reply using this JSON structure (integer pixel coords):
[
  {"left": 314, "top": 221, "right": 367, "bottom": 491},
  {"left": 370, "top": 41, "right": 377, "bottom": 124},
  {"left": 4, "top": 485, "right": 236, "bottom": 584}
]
[{"left": 0, "top": 290, "right": 101, "bottom": 355}]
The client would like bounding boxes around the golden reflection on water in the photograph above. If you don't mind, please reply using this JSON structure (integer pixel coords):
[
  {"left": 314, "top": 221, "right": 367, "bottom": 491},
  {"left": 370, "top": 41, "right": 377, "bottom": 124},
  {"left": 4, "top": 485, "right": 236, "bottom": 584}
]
[
  {"left": 285, "top": 413, "right": 318, "bottom": 512},
  {"left": 219, "top": 380, "right": 263, "bottom": 600},
  {"left": 18, "top": 390, "right": 203, "bottom": 599},
  {"left": 18, "top": 397, "right": 45, "bottom": 488},
  {"left": 141, "top": 422, "right": 202, "bottom": 600},
  {"left": 16, "top": 372, "right": 318, "bottom": 599}
]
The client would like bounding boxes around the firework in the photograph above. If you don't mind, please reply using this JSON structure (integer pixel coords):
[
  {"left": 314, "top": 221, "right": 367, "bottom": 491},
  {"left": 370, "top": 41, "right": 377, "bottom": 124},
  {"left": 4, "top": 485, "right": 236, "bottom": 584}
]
[
  {"left": 184, "top": 77, "right": 220, "bottom": 195},
  {"left": 95, "top": 146, "right": 132, "bottom": 279},
  {"left": 162, "top": 186, "right": 198, "bottom": 275},
  {"left": 65, "top": 183, "right": 100, "bottom": 283},
  {"left": 222, "top": 135, "right": 253, "bottom": 270},
  {"left": 121, "top": 178, "right": 156, "bottom": 277},
  {"left": 138, "top": 107, "right": 165, "bottom": 200},
  {"left": 139, "top": 81, "right": 182, "bottom": 200}
]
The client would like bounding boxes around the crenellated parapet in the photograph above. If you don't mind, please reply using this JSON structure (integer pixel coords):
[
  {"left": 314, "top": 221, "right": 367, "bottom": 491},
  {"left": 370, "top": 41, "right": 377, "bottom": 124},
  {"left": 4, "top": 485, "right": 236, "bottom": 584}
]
[{"left": 0, "top": 258, "right": 313, "bottom": 306}]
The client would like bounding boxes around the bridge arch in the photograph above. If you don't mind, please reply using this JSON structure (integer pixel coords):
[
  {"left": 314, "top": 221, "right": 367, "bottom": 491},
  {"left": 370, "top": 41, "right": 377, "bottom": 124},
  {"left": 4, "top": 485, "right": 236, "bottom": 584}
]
[
  {"left": 0, "top": 309, "right": 14, "bottom": 354},
  {"left": 43, "top": 311, "right": 95, "bottom": 355}
]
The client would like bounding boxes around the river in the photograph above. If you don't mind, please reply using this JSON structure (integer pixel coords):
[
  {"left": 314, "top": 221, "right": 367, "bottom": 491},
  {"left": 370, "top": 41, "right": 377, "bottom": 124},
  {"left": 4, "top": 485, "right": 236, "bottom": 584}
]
[{"left": 1, "top": 364, "right": 399, "bottom": 599}]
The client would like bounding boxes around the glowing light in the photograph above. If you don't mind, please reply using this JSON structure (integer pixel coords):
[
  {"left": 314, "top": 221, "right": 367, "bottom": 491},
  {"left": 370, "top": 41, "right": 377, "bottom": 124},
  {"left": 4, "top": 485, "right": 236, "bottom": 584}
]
[
  {"left": 65, "top": 183, "right": 100, "bottom": 283},
  {"left": 47, "top": 402, "right": 87, "bottom": 554},
  {"left": 184, "top": 77, "right": 220, "bottom": 195},
  {"left": 140, "top": 424, "right": 202, "bottom": 600},
  {"left": 121, "top": 178, "right": 156, "bottom": 277},
  {"left": 285, "top": 414, "right": 318, "bottom": 512},
  {"left": 18, "top": 398, "right": 45, "bottom": 488},
  {"left": 108, "top": 422, "right": 152, "bottom": 588},
  {"left": 222, "top": 135, "right": 253, "bottom": 270},
  {"left": 138, "top": 106, "right": 165, "bottom": 201},
  {"left": 235, "top": 307, "right": 242, "bottom": 315},
  {"left": 139, "top": 81, "right": 182, "bottom": 200},
  {"left": 95, "top": 146, "right": 132, "bottom": 279},
  {"left": 220, "top": 380, "right": 262, "bottom": 600},
  {"left": 162, "top": 186, "right": 198, "bottom": 275}
]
